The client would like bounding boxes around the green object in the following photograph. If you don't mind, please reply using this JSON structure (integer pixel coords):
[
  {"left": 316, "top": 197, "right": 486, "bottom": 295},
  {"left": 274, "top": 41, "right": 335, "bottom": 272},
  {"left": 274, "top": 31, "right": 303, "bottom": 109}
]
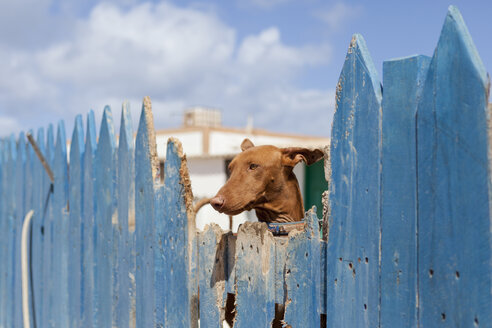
[{"left": 303, "top": 160, "right": 326, "bottom": 219}]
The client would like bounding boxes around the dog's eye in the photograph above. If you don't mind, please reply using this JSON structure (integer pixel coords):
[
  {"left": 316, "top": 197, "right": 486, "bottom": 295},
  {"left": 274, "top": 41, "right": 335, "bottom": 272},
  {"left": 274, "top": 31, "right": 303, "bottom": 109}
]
[{"left": 249, "top": 163, "right": 259, "bottom": 170}]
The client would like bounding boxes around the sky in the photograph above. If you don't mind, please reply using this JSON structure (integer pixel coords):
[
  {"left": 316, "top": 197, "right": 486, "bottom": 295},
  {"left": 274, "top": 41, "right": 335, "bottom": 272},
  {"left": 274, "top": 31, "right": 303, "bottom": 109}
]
[{"left": 0, "top": 0, "right": 490, "bottom": 138}]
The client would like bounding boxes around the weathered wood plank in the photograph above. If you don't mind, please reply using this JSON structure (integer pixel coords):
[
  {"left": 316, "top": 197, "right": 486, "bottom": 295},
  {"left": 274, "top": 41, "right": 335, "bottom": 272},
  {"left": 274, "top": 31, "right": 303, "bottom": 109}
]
[
  {"left": 380, "top": 55, "right": 430, "bottom": 327},
  {"left": 155, "top": 138, "right": 198, "bottom": 327},
  {"left": 94, "top": 106, "right": 116, "bottom": 327},
  {"left": 4, "top": 136, "right": 17, "bottom": 328},
  {"left": 14, "top": 133, "right": 26, "bottom": 328},
  {"left": 198, "top": 224, "right": 228, "bottom": 327},
  {"left": 82, "top": 111, "right": 97, "bottom": 328},
  {"left": 234, "top": 222, "right": 275, "bottom": 328},
  {"left": 417, "top": 6, "right": 491, "bottom": 327},
  {"left": 31, "top": 128, "right": 47, "bottom": 328},
  {"left": 69, "top": 115, "right": 84, "bottom": 328},
  {"left": 42, "top": 125, "right": 54, "bottom": 327},
  {"left": 0, "top": 139, "right": 5, "bottom": 327},
  {"left": 283, "top": 209, "right": 321, "bottom": 327},
  {"left": 135, "top": 97, "right": 157, "bottom": 328},
  {"left": 24, "top": 131, "right": 35, "bottom": 328},
  {"left": 116, "top": 102, "right": 136, "bottom": 328},
  {"left": 326, "top": 34, "right": 382, "bottom": 327},
  {"left": 52, "top": 121, "right": 69, "bottom": 327}
]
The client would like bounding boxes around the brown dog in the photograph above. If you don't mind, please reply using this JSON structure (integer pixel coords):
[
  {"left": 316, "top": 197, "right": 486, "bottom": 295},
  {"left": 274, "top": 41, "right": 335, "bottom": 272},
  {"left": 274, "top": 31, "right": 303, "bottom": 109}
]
[{"left": 209, "top": 138, "right": 323, "bottom": 223}]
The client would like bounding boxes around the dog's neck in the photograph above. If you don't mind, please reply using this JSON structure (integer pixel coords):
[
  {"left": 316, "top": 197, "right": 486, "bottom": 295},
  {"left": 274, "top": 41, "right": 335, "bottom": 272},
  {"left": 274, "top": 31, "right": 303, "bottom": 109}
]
[{"left": 254, "top": 171, "right": 304, "bottom": 223}]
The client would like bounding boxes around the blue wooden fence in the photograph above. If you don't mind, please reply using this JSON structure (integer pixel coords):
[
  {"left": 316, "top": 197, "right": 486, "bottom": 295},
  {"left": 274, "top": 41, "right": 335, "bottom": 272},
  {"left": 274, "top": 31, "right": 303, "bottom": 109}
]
[{"left": 0, "top": 6, "right": 490, "bottom": 328}]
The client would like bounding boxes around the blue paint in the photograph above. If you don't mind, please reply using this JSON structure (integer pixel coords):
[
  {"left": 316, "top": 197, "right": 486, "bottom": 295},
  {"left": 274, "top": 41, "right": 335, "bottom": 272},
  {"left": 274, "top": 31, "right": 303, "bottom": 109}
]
[
  {"left": 116, "top": 102, "right": 135, "bottom": 328},
  {"left": 234, "top": 222, "right": 275, "bottom": 328},
  {"left": 31, "top": 127, "right": 46, "bottom": 327},
  {"left": 380, "top": 55, "right": 430, "bottom": 327},
  {"left": 135, "top": 99, "right": 156, "bottom": 328},
  {"left": 94, "top": 107, "right": 116, "bottom": 328},
  {"left": 283, "top": 209, "right": 321, "bottom": 327},
  {"left": 156, "top": 138, "right": 198, "bottom": 327},
  {"left": 198, "top": 224, "right": 226, "bottom": 328},
  {"left": 53, "top": 121, "right": 69, "bottom": 327},
  {"left": 69, "top": 115, "right": 84, "bottom": 327},
  {"left": 417, "top": 6, "right": 491, "bottom": 327},
  {"left": 14, "top": 133, "right": 26, "bottom": 328},
  {"left": 326, "top": 34, "right": 382, "bottom": 328},
  {"left": 82, "top": 111, "right": 97, "bottom": 328},
  {"left": 42, "top": 125, "right": 54, "bottom": 327}
]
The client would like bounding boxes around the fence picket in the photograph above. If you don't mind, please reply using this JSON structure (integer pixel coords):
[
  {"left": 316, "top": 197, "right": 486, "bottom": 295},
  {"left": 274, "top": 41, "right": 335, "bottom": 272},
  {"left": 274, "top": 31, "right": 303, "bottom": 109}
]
[
  {"left": 14, "top": 133, "right": 26, "bottom": 328},
  {"left": 234, "top": 223, "right": 275, "bottom": 328},
  {"left": 135, "top": 97, "right": 157, "bottom": 328},
  {"left": 69, "top": 115, "right": 84, "bottom": 327},
  {"left": 283, "top": 210, "right": 321, "bottom": 327},
  {"left": 94, "top": 107, "right": 116, "bottom": 327},
  {"left": 155, "top": 138, "right": 198, "bottom": 327},
  {"left": 52, "top": 122, "right": 69, "bottom": 327},
  {"left": 31, "top": 128, "right": 46, "bottom": 328},
  {"left": 198, "top": 224, "right": 227, "bottom": 327},
  {"left": 417, "top": 6, "right": 491, "bottom": 326},
  {"left": 379, "top": 55, "right": 430, "bottom": 327},
  {"left": 42, "top": 125, "right": 54, "bottom": 327},
  {"left": 0, "top": 139, "right": 7, "bottom": 328},
  {"left": 326, "top": 33, "right": 382, "bottom": 327},
  {"left": 116, "top": 102, "right": 135, "bottom": 328},
  {"left": 82, "top": 111, "right": 97, "bottom": 328}
]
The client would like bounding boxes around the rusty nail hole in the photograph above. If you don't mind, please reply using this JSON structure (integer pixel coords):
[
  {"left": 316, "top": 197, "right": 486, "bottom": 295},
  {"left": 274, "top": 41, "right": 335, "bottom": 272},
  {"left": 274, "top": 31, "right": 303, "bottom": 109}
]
[
  {"left": 296, "top": 284, "right": 299, "bottom": 288},
  {"left": 349, "top": 262, "right": 353, "bottom": 270},
  {"left": 357, "top": 257, "right": 361, "bottom": 263},
  {"left": 286, "top": 269, "right": 291, "bottom": 274},
  {"left": 455, "top": 271, "right": 460, "bottom": 279},
  {"left": 429, "top": 269, "right": 434, "bottom": 277},
  {"left": 474, "top": 317, "right": 479, "bottom": 326},
  {"left": 305, "top": 252, "right": 308, "bottom": 257},
  {"left": 364, "top": 304, "right": 367, "bottom": 310},
  {"left": 441, "top": 313, "right": 446, "bottom": 321},
  {"left": 339, "top": 257, "right": 343, "bottom": 262},
  {"left": 365, "top": 257, "right": 368, "bottom": 264},
  {"left": 352, "top": 269, "right": 356, "bottom": 276},
  {"left": 250, "top": 244, "right": 253, "bottom": 249},
  {"left": 334, "top": 278, "right": 337, "bottom": 285},
  {"left": 248, "top": 277, "right": 251, "bottom": 282}
]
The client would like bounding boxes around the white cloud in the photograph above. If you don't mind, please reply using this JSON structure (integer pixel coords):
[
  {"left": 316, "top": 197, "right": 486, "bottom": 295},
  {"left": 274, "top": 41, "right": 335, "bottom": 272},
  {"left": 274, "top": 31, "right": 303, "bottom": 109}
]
[
  {"left": 0, "top": 1, "right": 334, "bottom": 137},
  {"left": 238, "top": 0, "right": 291, "bottom": 10},
  {"left": 315, "top": 2, "right": 363, "bottom": 30}
]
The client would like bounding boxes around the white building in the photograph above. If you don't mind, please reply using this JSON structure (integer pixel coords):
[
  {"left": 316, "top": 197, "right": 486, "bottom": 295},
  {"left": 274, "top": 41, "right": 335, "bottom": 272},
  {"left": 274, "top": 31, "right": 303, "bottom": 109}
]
[{"left": 156, "top": 108, "right": 330, "bottom": 232}]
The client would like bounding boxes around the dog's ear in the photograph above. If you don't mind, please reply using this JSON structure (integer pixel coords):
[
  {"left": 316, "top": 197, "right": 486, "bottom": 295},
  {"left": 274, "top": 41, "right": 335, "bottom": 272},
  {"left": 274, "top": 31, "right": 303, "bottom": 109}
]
[
  {"left": 241, "top": 138, "right": 255, "bottom": 151},
  {"left": 281, "top": 147, "right": 324, "bottom": 167}
]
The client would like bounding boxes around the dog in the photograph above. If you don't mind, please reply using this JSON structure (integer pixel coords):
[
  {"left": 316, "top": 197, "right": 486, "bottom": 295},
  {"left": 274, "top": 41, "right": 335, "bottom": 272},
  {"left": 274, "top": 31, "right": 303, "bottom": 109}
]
[{"left": 209, "top": 138, "right": 323, "bottom": 223}]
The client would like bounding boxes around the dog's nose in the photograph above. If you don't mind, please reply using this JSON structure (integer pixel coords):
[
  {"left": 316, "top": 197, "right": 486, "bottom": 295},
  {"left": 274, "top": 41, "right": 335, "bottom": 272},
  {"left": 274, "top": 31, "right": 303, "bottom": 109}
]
[{"left": 210, "top": 196, "right": 224, "bottom": 211}]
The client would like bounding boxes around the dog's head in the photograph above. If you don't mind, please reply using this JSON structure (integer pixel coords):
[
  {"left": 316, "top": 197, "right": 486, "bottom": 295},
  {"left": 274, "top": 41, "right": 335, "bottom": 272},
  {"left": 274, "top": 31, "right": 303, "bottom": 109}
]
[{"left": 210, "top": 138, "right": 323, "bottom": 216}]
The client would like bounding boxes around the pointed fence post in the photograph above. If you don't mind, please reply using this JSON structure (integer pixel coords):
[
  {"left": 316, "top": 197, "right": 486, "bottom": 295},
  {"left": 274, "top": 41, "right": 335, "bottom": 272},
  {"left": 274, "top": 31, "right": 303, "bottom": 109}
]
[
  {"left": 14, "top": 133, "right": 26, "bottom": 328},
  {"left": 42, "top": 125, "right": 54, "bottom": 327},
  {"left": 135, "top": 97, "right": 157, "bottom": 328},
  {"left": 52, "top": 122, "right": 69, "bottom": 327},
  {"left": 326, "top": 34, "right": 382, "bottom": 327},
  {"left": 94, "top": 107, "right": 117, "bottom": 327},
  {"left": 31, "top": 128, "right": 47, "bottom": 327},
  {"left": 69, "top": 115, "right": 84, "bottom": 328},
  {"left": 154, "top": 137, "right": 198, "bottom": 327},
  {"left": 417, "top": 6, "right": 492, "bottom": 326},
  {"left": 379, "top": 55, "right": 430, "bottom": 327},
  {"left": 82, "top": 111, "right": 97, "bottom": 328},
  {"left": 116, "top": 102, "right": 136, "bottom": 328}
]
